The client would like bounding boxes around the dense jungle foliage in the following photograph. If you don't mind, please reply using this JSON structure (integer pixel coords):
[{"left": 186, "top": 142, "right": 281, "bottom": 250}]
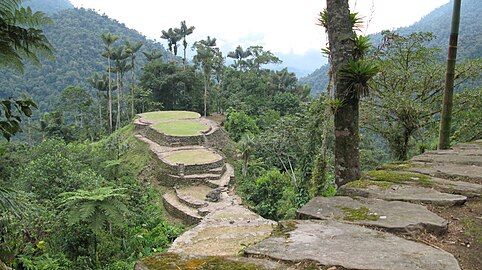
[{"left": 1, "top": 0, "right": 481, "bottom": 269}]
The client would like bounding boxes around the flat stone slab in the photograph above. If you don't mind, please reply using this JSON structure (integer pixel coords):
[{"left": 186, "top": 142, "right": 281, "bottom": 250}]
[
  {"left": 407, "top": 162, "right": 482, "bottom": 183},
  {"left": 339, "top": 182, "right": 467, "bottom": 206},
  {"left": 297, "top": 196, "right": 447, "bottom": 234},
  {"left": 169, "top": 204, "right": 276, "bottom": 257},
  {"left": 429, "top": 177, "right": 482, "bottom": 197},
  {"left": 245, "top": 220, "right": 461, "bottom": 270}
]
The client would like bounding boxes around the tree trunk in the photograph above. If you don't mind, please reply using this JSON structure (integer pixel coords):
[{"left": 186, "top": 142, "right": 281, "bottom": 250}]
[
  {"left": 131, "top": 58, "right": 136, "bottom": 118},
  {"left": 204, "top": 74, "right": 209, "bottom": 117},
  {"left": 108, "top": 56, "right": 113, "bottom": 133},
  {"left": 326, "top": 0, "right": 360, "bottom": 186},
  {"left": 183, "top": 39, "right": 187, "bottom": 66},
  {"left": 242, "top": 155, "right": 248, "bottom": 177},
  {"left": 116, "top": 72, "right": 121, "bottom": 131},
  {"left": 438, "top": 0, "right": 461, "bottom": 150},
  {"left": 98, "top": 92, "right": 103, "bottom": 131}
]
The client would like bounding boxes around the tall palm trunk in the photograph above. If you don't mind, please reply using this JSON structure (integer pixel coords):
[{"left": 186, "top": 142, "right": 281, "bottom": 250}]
[
  {"left": 131, "top": 59, "right": 135, "bottom": 118},
  {"left": 326, "top": 0, "right": 360, "bottom": 186},
  {"left": 107, "top": 57, "right": 113, "bottom": 133},
  {"left": 98, "top": 92, "right": 103, "bottom": 131},
  {"left": 183, "top": 39, "right": 187, "bottom": 66},
  {"left": 438, "top": 0, "right": 462, "bottom": 150},
  {"left": 203, "top": 74, "right": 209, "bottom": 117},
  {"left": 115, "top": 71, "right": 121, "bottom": 131}
]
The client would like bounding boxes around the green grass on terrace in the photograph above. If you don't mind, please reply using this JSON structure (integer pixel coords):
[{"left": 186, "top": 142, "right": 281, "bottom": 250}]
[
  {"left": 152, "top": 120, "right": 209, "bottom": 136},
  {"left": 139, "top": 111, "right": 200, "bottom": 123},
  {"left": 164, "top": 149, "right": 221, "bottom": 165}
]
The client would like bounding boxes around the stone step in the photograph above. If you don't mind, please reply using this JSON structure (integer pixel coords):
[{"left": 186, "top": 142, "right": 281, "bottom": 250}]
[
  {"left": 428, "top": 177, "right": 482, "bottom": 198},
  {"left": 184, "top": 173, "right": 222, "bottom": 181},
  {"left": 162, "top": 192, "right": 202, "bottom": 225},
  {"left": 412, "top": 154, "right": 482, "bottom": 166},
  {"left": 208, "top": 165, "right": 226, "bottom": 175},
  {"left": 175, "top": 185, "right": 212, "bottom": 208},
  {"left": 407, "top": 162, "right": 482, "bottom": 182},
  {"left": 169, "top": 205, "right": 276, "bottom": 257},
  {"left": 206, "top": 163, "right": 234, "bottom": 188},
  {"left": 297, "top": 196, "right": 448, "bottom": 234},
  {"left": 244, "top": 220, "right": 461, "bottom": 270},
  {"left": 338, "top": 182, "right": 467, "bottom": 206}
]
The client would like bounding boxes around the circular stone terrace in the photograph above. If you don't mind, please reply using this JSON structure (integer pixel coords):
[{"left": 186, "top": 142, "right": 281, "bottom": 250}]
[
  {"left": 163, "top": 149, "right": 223, "bottom": 166},
  {"left": 138, "top": 111, "right": 201, "bottom": 124},
  {"left": 138, "top": 111, "right": 211, "bottom": 137}
]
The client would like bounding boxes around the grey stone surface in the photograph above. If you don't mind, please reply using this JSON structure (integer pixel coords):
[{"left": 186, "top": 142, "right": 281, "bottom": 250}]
[
  {"left": 297, "top": 196, "right": 447, "bottom": 234},
  {"left": 245, "top": 220, "right": 461, "bottom": 270},
  {"left": 407, "top": 162, "right": 482, "bottom": 182},
  {"left": 413, "top": 153, "right": 482, "bottom": 166},
  {"left": 429, "top": 177, "right": 482, "bottom": 197},
  {"left": 339, "top": 183, "right": 467, "bottom": 206},
  {"left": 406, "top": 141, "right": 482, "bottom": 183},
  {"left": 169, "top": 204, "right": 276, "bottom": 257}
]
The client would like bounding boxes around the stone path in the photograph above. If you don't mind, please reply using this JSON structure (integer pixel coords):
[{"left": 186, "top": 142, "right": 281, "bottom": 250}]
[
  {"left": 135, "top": 114, "right": 482, "bottom": 270},
  {"left": 245, "top": 220, "right": 461, "bottom": 270},
  {"left": 297, "top": 196, "right": 448, "bottom": 234},
  {"left": 338, "top": 183, "right": 467, "bottom": 206},
  {"left": 134, "top": 111, "right": 277, "bottom": 266}
]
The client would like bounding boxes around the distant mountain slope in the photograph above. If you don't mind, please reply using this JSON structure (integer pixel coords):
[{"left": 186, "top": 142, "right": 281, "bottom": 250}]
[
  {"left": 301, "top": 0, "right": 482, "bottom": 94},
  {"left": 0, "top": 5, "right": 173, "bottom": 112},
  {"left": 24, "top": 0, "right": 74, "bottom": 13}
]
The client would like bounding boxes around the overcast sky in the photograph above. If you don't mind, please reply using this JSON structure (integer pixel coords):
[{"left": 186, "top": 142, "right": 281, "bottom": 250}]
[{"left": 69, "top": 0, "right": 449, "bottom": 56}]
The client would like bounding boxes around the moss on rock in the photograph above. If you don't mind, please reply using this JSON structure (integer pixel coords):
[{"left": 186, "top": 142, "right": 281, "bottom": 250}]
[
  {"left": 345, "top": 179, "right": 393, "bottom": 190},
  {"left": 138, "top": 253, "right": 269, "bottom": 270},
  {"left": 366, "top": 170, "right": 432, "bottom": 187},
  {"left": 340, "top": 206, "right": 379, "bottom": 221}
]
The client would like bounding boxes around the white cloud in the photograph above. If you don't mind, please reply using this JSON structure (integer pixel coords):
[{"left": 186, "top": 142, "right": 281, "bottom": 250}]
[{"left": 69, "top": 0, "right": 449, "bottom": 56}]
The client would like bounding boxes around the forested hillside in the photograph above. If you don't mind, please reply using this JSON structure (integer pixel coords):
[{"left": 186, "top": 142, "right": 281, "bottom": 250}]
[
  {"left": 24, "top": 0, "right": 73, "bottom": 13},
  {"left": 0, "top": 6, "right": 173, "bottom": 112},
  {"left": 302, "top": 0, "right": 482, "bottom": 94}
]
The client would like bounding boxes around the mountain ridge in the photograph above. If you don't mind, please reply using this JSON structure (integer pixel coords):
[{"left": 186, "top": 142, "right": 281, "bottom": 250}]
[
  {"left": 301, "top": 0, "right": 482, "bottom": 94},
  {"left": 0, "top": 2, "right": 174, "bottom": 112}
]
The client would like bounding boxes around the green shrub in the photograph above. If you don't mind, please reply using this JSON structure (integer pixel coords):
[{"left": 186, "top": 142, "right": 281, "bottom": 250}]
[{"left": 224, "top": 109, "right": 259, "bottom": 142}]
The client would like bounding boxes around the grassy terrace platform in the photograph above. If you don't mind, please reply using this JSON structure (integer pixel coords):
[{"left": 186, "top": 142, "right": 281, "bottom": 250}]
[
  {"left": 152, "top": 120, "right": 210, "bottom": 136},
  {"left": 164, "top": 149, "right": 221, "bottom": 165},
  {"left": 139, "top": 111, "right": 200, "bottom": 123}
]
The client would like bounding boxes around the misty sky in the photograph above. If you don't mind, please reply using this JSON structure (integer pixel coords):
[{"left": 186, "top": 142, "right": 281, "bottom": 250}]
[{"left": 69, "top": 0, "right": 449, "bottom": 56}]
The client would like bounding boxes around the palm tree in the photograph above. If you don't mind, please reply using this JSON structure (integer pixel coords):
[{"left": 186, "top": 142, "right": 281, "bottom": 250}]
[
  {"left": 193, "top": 37, "right": 222, "bottom": 117},
  {"left": 227, "top": 46, "right": 252, "bottom": 70},
  {"left": 101, "top": 32, "right": 119, "bottom": 133},
  {"left": 238, "top": 134, "right": 255, "bottom": 177},
  {"left": 176, "top": 21, "right": 195, "bottom": 65},
  {"left": 125, "top": 41, "right": 143, "bottom": 118},
  {"left": 438, "top": 0, "right": 462, "bottom": 150},
  {"left": 142, "top": 50, "right": 163, "bottom": 62},
  {"left": 111, "top": 47, "right": 131, "bottom": 130},
  {"left": 88, "top": 73, "right": 109, "bottom": 131},
  {"left": 161, "top": 28, "right": 181, "bottom": 56}
]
